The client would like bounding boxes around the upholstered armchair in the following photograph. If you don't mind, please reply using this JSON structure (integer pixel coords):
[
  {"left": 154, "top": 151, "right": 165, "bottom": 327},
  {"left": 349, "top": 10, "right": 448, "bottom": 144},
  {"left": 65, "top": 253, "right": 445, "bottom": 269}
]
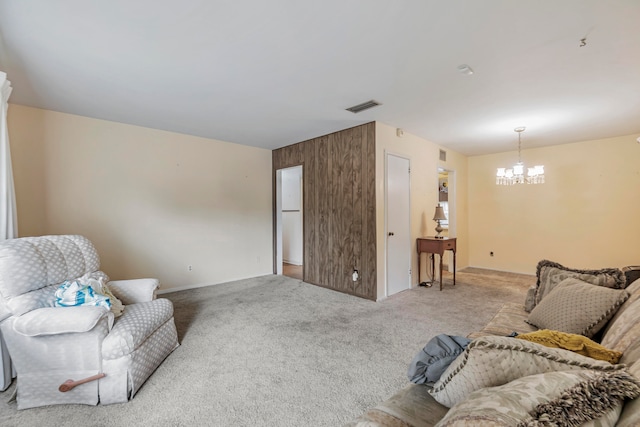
[{"left": 0, "top": 235, "right": 179, "bottom": 409}]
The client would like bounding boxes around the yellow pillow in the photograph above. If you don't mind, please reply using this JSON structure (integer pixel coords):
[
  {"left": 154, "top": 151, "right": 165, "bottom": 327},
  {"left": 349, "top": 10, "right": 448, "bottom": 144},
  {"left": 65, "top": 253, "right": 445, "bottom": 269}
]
[{"left": 515, "top": 329, "right": 622, "bottom": 364}]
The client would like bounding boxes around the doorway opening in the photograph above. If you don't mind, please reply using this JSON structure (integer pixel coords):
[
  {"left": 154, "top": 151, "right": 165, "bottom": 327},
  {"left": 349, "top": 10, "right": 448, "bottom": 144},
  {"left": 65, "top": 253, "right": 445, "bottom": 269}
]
[
  {"left": 438, "top": 167, "right": 456, "bottom": 272},
  {"left": 275, "top": 165, "right": 303, "bottom": 280}
]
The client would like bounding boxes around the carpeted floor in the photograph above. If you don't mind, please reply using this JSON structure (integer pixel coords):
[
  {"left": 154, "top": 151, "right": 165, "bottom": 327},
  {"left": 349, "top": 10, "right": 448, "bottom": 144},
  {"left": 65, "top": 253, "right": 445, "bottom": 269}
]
[{"left": 0, "top": 268, "right": 534, "bottom": 426}]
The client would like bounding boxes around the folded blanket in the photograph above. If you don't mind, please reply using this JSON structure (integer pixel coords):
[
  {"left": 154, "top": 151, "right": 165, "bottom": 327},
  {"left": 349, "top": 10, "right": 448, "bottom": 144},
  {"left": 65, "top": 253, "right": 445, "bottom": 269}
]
[
  {"left": 55, "top": 280, "right": 111, "bottom": 310},
  {"left": 515, "top": 329, "right": 622, "bottom": 363},
  {"left": 82, "top": 275, "right": 124, "bottom": 317},
  {"left": 54, "top": 275, "right": 124, "bottom": 317}
]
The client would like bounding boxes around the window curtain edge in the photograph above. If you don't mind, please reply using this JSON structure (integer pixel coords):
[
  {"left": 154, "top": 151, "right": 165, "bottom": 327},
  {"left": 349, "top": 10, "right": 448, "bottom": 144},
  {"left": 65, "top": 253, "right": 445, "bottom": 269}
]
[{"left": 0, "top": 71, "right": 18, "bottom": 240}]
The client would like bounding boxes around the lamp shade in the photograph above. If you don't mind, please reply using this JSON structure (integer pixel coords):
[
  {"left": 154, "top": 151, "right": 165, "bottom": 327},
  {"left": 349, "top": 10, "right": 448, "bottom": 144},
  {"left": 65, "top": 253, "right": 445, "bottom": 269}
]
[{"left": 433, "top": 205, "right": 447, "bottom": 221}]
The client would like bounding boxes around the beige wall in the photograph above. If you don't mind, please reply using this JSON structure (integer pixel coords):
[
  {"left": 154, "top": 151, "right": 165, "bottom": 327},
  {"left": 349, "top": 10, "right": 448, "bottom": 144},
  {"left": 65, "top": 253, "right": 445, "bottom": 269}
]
[
  {"left": 375, "top": 122, "right": 468, "bottom": 299},
  {"left": 468, "top": 133, "right": 640, "bottom": 274},
  {"left": 8, "top": 104, "right": 273, "bottom": 291},
  {"left": 8, "top": 103, "right": 636, "bottom": 296}
]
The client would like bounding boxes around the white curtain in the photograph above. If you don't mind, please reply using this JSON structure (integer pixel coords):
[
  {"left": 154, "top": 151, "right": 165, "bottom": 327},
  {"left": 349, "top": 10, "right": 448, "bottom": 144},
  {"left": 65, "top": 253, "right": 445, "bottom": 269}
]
[{"left": 0, "top": 71, "right": 18, "bottom": 240}]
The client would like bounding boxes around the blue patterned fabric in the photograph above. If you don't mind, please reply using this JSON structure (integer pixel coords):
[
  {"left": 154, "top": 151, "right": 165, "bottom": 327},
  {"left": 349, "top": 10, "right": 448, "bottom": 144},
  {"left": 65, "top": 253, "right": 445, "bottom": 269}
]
[{"left": 54, "top": 280, "right": 111, "bottom": 310}]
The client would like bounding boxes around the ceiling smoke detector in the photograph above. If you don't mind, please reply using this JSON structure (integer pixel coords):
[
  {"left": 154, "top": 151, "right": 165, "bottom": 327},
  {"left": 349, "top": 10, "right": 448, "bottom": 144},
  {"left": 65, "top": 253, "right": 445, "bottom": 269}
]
[
  {"left": 346, "top": 100, "right": 382, "bottom": 113},
  {"left": 457, "top": 64, "right": 474, "bottom": 75}
]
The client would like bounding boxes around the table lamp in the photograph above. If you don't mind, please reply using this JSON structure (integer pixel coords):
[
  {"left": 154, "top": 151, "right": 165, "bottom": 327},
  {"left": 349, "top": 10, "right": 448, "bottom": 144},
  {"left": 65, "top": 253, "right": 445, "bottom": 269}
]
[{"left": 433, "top": 204, "right": 447, "bottom": 239}]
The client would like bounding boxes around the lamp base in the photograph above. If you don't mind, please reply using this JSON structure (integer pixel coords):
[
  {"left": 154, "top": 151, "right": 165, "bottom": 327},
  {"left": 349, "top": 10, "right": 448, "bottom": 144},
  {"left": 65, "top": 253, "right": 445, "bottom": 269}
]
[{"left": 434, "top": 221, "right": 444, "bottom": 238}]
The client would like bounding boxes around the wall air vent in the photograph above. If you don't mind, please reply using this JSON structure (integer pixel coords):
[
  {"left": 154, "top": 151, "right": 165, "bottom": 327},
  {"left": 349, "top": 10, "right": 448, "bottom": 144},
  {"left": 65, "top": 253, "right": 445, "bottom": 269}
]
[
  {"left": 439, "top": 149, "right": 447, "bottom": 162},
  {"left": 346, "top": 100, "right": 382, "bottom": 113}
]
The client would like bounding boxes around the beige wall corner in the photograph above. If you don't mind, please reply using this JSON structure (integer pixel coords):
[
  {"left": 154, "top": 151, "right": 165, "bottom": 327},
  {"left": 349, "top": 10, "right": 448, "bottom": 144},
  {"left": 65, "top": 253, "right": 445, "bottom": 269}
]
[
  {"left": 8, "top": 104, "right": 273, "bottom": 291},
  {"left": 468, "top": 133, "right": 640, "bottom": 274},
  {"left": 375, "top": 122, "right": 469, "bottom": 299}
]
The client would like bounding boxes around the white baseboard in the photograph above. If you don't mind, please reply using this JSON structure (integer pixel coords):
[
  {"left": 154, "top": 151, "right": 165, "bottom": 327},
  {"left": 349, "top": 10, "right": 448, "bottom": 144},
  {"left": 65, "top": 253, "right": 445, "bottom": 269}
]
[{"left": 157, "top": 273, "right": 274, "bottom": 295}]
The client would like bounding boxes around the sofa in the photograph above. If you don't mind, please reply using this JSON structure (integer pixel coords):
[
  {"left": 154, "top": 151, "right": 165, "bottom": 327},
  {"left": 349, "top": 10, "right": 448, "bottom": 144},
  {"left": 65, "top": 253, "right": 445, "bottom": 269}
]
[
  {"left": 347, "top": 263, "right": 640, "bottom": 426},
  {"left": 0, "top": 235, "right": 180, "bottom": 409}
]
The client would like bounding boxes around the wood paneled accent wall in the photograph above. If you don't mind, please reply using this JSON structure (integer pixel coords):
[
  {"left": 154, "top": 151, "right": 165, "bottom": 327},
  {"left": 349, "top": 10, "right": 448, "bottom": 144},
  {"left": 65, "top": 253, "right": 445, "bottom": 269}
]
[{"left": 273, "top": 122, "right": 377, "bottom": 300}]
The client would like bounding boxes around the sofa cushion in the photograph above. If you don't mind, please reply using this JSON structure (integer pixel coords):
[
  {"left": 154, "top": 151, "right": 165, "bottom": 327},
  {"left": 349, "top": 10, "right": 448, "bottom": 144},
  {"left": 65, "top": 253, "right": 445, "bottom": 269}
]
[
  {"left": 435, "top": 369, "right": 640, "bottom": 427},
  {"left": 601, "top": 279, "right": 640, "bottom": 354},
  {"left": 515, "top": 329, "right": 622, "bottom": 363},
  {"left": 344, "top": 384, "right": 449, "bottom": 427},
  {"left": 102, "top": 298, "right": 174, "bottom": 360},
  {"left": 466, "top": 302, "right": 536, "bottom": 340},
  {"left": 618, "top": 358, "right": 640, "bottom": 427},
  {"left": 526, "top": 278, "right": 628, "bottom": 338},
  {"left": 528, "top": 260, "right": 625, "bottom": 312},
  {"left": 429, "top": 335, "right": 625, "bottom": 408}
]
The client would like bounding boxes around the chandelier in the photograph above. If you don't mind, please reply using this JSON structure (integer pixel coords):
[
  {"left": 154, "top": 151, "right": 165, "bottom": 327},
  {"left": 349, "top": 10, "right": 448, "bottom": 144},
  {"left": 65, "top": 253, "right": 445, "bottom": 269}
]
[{"left": 496, "top": 127, "right": 545, "bottom": 185}]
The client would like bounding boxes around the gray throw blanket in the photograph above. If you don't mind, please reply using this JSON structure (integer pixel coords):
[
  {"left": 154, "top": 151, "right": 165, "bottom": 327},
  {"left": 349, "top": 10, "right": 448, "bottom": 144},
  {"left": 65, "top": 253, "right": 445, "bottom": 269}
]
[{"left": 407, "top": 334, "right": 471, "bottom": 385}]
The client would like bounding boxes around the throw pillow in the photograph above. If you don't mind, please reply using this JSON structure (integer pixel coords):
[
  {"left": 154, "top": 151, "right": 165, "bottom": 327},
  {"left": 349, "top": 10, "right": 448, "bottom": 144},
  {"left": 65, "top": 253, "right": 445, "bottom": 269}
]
[
  {"left": 622, "top": 265, "right": 640, "bottom": 287},
  {"left": 523, "top": 286, "right": 536, "bottom": 312},
  {"left": 532, "top": 260, "right": 625, "bottom": 310},
  {"left": 428, "top": 335, "right": 625, "bottom": 408},
  {"left": 435, "top": 369, "right": 640, "bottom": 427},
  {"left": 515, "top": 329, "right": 622, "bottom": 363},
  {"left": 526, "top": 278, "right": 629, "bottom": 338}
]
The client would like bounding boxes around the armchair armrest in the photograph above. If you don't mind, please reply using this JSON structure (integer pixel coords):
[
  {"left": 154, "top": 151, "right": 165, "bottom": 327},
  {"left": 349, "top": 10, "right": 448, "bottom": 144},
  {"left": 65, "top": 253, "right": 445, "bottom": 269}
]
[
  {"left": 107, "top": 278, "right": 159, "bottom": 304},
  {"left": 13, "top": 306, "right": 113, "bottom": 337}
]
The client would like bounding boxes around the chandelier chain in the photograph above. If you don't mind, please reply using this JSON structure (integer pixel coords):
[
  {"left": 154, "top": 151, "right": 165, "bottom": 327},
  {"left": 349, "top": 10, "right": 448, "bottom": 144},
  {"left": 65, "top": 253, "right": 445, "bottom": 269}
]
[{"left": 518, "top": 131, "right": 522, "bottom": 163}]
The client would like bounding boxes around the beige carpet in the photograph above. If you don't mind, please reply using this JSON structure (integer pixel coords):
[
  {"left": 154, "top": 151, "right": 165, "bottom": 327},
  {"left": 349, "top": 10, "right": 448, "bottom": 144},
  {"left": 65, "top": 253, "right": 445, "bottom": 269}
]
[{"left": 0, "top": 268, "right": 534, "bottom": 426}]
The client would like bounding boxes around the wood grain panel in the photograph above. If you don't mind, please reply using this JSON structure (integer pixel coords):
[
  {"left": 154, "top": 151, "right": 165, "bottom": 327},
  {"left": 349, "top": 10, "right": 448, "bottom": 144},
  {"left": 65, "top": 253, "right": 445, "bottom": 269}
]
[
  {"left": 273, "top": 142, "right": 304, "bottom": 170},
  {"left": 343, "top": 128, "right": 356, "bottom": 294},
  {"left": 329, "top": 132, "right": 343, "bottom": 292},
  {"left": 363, "top": 123, "right": 377, "bottom": 299},
  {"left": 303, "top": 139, "right": 317, "bottom": 284},
  {"left": 273, "top": 122, "right": 376, "bottom": 300},
  {"left": 351, "top": 126, "right": 363, "bottom": 296},
  {"left": 317, "top": 135, "right": 331, "bottom": 288}
]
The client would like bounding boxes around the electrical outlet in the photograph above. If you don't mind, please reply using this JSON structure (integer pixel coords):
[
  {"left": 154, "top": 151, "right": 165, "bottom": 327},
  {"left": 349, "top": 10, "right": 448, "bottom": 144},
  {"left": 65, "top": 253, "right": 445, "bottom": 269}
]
[
  {"left": 352, "top": 269, "right": 359, "bottom": 282},
  {"left": 188, "top": 265, "right": 192, "bottom": 271}
]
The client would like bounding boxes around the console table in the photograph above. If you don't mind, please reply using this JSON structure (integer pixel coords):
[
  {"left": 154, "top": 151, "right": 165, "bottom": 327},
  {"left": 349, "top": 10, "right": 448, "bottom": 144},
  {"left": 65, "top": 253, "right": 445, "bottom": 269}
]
[{"left": 416, "top": 237, "right": 456, "bottom": 291}]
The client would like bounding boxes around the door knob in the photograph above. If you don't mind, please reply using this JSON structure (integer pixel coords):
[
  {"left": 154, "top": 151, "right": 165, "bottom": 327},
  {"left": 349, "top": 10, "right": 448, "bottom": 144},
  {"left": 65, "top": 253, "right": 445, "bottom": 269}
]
[{"left": 388, "top": 232, "right": 394, "bottom": 236}]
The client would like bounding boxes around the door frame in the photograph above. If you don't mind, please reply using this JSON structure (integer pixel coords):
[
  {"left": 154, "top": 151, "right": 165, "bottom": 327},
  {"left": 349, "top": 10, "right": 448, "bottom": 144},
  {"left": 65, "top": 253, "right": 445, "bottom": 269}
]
[
  {"left": 274, "top": 165, "right": 304, "bottom": 278},
  {"left": 437, "top": 166, "right": 456, "bottom": 272},
  {"left": 384, "top": 151, "right": 412, "bottom": 297}
]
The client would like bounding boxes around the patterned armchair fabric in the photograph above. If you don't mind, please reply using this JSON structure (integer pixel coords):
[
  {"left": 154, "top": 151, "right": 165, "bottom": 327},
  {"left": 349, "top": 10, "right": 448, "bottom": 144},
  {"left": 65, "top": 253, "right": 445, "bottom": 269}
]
[{"left": 0, "top": 235, "right": 179, "bottom": 409}]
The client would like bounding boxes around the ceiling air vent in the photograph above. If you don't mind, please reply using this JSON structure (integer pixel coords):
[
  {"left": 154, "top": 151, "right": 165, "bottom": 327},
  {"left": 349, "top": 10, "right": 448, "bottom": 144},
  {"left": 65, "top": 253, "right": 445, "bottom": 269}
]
[
  {"left": 439, "top": 149, "right": 447, "bottom": 162},
  {"left": 346, "top": 100, "right": 382, "bottom": 113}
]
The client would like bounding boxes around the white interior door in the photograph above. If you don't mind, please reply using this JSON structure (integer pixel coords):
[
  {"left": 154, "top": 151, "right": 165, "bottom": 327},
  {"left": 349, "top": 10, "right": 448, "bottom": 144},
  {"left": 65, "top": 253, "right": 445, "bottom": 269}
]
[{"left": 386, "top": 153, "right": 411, "bottom": 296}]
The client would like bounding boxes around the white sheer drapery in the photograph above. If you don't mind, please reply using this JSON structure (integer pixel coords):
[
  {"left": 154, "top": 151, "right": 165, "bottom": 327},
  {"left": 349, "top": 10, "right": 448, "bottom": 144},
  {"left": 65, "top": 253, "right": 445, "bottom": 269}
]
[{"left": 0, "top": 71, "right": 18, "bottom": 240}]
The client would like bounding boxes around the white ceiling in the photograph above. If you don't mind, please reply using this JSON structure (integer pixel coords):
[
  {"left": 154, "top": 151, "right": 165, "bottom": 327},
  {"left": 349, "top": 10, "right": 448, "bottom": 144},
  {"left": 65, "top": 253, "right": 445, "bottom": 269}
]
[{"left": 1, "top": 0, "right": 639, "bottom": 156}]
